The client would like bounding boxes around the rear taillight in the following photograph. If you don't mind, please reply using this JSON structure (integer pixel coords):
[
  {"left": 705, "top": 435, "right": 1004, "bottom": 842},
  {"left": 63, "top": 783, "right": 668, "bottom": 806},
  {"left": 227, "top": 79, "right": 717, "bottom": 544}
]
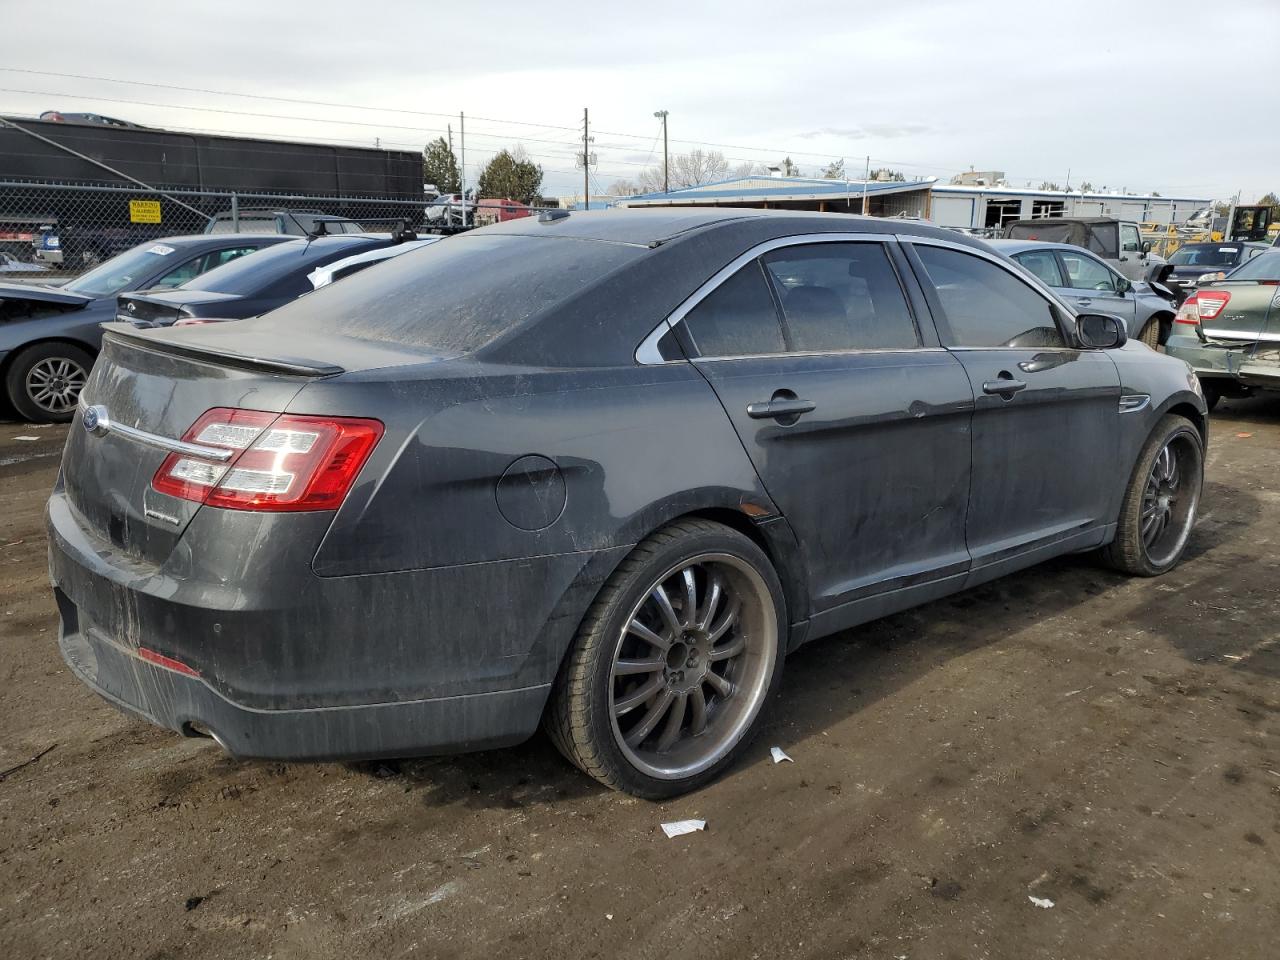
[
  {"left": 1176, "top": 290, "right": 1232, "bottom": 326},
  {"left": 152, "top": 407, "right": 383, "bottom": 512},
  {"left": 1175, "top": 296, "right": 1201, "bottom": 325},
  {"left": 1194, "top": 290, "right": 1231, "bottom": 321}
]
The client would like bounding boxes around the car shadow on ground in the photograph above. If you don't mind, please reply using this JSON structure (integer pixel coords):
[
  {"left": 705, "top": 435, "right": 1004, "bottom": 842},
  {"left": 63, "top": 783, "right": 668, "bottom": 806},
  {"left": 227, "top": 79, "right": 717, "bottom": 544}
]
[{"left": 342, "top": 470, "right": 1262, "bottom": 807}]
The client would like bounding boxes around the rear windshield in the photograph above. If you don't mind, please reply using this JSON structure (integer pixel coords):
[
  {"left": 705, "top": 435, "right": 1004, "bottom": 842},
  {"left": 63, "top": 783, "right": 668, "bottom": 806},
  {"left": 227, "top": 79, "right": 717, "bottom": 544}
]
[
  {"left": 1227, "top": 251, "right": 1280, "bottom": 281},
  {"left": 1169, "top": 244, "right": 1240, "bottom": 266},
  {"left": 186, "top": 238, "right": 379, "bottom": 295},
  {"left": 261, "top": 234, "right": 646, "bottom": 355}
]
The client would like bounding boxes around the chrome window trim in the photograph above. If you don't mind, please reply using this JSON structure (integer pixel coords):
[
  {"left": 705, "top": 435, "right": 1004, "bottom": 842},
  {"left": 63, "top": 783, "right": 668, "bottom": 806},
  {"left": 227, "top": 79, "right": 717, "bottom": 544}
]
[
  {"left": 634, "top": 232, "right": 898, "bottom": 365},
  {"left": 692, "top": 346, "right": 949, "bottom": 364}
]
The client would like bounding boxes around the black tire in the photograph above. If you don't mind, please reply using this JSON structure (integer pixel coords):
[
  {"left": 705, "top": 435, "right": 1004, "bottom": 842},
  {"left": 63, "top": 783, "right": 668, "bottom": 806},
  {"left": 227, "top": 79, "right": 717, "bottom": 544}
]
[
  {"left": 1101, "top": 414, "right": 1203, "bottom": 577},
  {"left": 1200, "top": 381, "right": 1221, "bottom": 412},
  {"left": 546, "top": 518, "right": 786, "bottom": 799},
  {"left": 1138, "top": 319, "right": 1160, "bottom": 349},
  {"left": 4, "top": 342, "right": 94, "bottom": 423}
]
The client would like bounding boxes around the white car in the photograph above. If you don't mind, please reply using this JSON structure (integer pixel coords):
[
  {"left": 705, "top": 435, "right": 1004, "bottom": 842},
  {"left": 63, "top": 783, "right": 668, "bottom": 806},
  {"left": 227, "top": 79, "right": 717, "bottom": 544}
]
[
  {"left": 0, "top": 251, "right": 50, "bottom": 273},
  {"left": 306, "top": 238, "right": 441, "bottom": 290}
]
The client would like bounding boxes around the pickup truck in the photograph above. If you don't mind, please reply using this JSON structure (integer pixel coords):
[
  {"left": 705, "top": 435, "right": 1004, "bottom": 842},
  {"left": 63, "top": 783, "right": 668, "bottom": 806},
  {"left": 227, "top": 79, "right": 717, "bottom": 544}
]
[{"left": 1002, "top": 217, "right": 1165, "bottom": 281}]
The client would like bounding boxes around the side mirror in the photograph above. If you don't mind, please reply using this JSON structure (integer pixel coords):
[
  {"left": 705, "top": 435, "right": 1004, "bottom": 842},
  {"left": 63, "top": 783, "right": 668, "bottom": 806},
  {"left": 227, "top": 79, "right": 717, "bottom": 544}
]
[
  {"left": 1077, "top": 313, "right": 1128, "bottom": 349},
  {"left": 1116, "top": 277, "right": 1133, "bottom": 295},
  {"left": 1141, "top": 240, "right": 1152, "bottom": 255}
]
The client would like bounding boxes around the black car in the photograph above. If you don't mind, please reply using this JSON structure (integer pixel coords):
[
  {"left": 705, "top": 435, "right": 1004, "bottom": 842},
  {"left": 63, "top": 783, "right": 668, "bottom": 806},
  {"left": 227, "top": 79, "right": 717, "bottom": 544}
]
[
  {"left": 116, "top": 234, "right": 412, "bottom": 327},
  {"left": 1165, "top": 241, "right": 1272, "bottom": 287},
  {"left": 0, "top": 234, "right": 290, "bottom": 422},
  {"left": 51, "top": 210, "right": 1207, "bottom": 798}
]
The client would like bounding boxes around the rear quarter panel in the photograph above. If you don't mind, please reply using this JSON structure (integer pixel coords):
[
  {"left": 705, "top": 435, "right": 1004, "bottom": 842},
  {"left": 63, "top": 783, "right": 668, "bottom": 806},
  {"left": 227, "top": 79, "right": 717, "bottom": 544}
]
[{"left": 301, "top": 360, "right": 776, "bottom": 577}]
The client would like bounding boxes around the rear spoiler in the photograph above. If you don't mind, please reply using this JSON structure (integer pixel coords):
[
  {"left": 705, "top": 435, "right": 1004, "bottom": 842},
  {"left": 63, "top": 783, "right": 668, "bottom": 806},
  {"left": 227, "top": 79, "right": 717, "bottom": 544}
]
[{"left": 102, "top": 324, "right": 344, "bottom": 378}]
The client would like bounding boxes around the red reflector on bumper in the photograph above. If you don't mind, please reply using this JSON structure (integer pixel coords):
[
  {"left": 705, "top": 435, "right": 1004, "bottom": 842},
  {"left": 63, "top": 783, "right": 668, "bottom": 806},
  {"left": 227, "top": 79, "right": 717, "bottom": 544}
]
[{"left": 138, "top": 647, "right": 201, "bottom": 678}]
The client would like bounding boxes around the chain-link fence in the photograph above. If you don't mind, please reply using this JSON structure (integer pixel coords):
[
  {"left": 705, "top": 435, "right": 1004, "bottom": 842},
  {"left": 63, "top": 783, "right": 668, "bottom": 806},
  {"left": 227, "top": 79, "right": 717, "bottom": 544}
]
[{"left": 0, "top": 180, "right": 559, "bottom": 280}]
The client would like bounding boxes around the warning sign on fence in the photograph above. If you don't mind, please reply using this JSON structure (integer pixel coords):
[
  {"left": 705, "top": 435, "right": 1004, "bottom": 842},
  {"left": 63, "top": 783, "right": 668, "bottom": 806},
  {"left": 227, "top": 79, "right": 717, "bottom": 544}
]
[{"left": 129, "top": 199, "right": 162, "bottom": 224}]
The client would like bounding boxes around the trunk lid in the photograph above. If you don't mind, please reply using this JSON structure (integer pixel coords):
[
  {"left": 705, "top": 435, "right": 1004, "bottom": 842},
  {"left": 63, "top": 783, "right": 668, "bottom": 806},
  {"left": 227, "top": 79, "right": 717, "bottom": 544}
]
[
  {"left": 117, "top": 289, "right": 245, "bottom": 327},
  {"left": 62, "top": 322, "right": 445, "bottom": 567},
  {"left": 1197, "top": 280, "right": 1277, "bottom": 342},
  {"left": 63, "top": 328, "right": 322, "bottom": 566}
]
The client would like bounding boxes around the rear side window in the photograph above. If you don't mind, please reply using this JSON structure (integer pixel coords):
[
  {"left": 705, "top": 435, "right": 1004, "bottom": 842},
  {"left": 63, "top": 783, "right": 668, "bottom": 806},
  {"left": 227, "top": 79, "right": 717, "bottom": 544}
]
[
  {"left": 915, "top": 245, "right": 1065, "bottom": 348},
  {"left": 683, "top": 262, "right": 786, "bottom": 357},
  {"left": 1012, "top": 249, "right": 1064, "bottom": 288},
  {"left": 761, "top": 243, "right": 917, "bottom": 351}
]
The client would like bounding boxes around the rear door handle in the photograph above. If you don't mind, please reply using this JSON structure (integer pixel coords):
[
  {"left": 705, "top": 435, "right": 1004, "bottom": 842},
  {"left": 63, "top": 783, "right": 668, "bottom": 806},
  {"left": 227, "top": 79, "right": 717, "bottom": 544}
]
[
  {"left": 982, "top": 378, "right": 1027, "bottom": 397},
  {"left": 1075, "top": 298, "right": 1092, "bottom": 306},
  {"left": 747, "top": 397, "right": 816, "bottom": 420}
]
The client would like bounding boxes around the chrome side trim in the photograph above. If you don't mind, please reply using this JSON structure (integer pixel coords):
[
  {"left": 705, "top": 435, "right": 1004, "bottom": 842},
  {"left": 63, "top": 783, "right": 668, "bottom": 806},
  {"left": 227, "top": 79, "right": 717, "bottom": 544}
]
[
  {"left": 633, "top": 232, "right": 897, "bottom": 365},
  {"left": 78, "top": 400, "right": 234, "bottom": 462},
  {"left": 1119, "top": 394, "right": 1151, "bottom": 413}
]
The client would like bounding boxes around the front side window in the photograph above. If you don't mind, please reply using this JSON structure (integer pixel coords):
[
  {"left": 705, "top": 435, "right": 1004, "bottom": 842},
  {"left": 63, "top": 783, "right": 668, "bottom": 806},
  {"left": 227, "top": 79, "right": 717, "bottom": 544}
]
[
  {"left": 682, "top": 262, "right": 786, "bottom": 357},
  {"left": 1058, "top": 251, "right": 1118, "bottom": 292},
  {"left": 760, "top": 243, "right": 918, "bottom": 351},
  {"left": 1012, "top": 250, "right": 1065, "bottom": 288},
  {"left": 1120, "top": 224, "right": 1142, "bottom": 253},
  {"left": 914, "top": 245, "right": 1065, "bottom": 349}
]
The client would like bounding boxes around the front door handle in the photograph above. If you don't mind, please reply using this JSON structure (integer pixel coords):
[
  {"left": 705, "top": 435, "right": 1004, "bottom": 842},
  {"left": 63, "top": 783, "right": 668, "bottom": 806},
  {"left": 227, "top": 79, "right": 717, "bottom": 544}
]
[
  {"left": 1075, "top": 298, "right": 1092, "bottom": 306},
  {"left": 746, "top": 396, "right": 816, "bottom": 421},
  {"left": 982, "top": 378, "right": 1027, "bottom": 397}
]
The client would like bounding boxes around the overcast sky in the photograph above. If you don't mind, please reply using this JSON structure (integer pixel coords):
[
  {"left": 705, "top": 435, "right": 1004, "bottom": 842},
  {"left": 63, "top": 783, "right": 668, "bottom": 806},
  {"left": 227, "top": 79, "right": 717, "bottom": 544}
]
[{"left": 4, "top": 0, "right": 1276, "bottom": 202}]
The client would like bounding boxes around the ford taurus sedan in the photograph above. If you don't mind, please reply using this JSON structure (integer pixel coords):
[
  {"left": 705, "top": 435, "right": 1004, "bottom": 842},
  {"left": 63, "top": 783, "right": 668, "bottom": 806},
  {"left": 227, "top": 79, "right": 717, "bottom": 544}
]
[{"left": 49, "top": 209, "right": 1208, "bottom": 798}]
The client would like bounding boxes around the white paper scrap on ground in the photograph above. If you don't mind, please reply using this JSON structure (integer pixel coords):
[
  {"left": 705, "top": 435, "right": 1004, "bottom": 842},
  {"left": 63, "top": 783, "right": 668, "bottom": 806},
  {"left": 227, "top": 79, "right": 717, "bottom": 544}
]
[
  {"left": 661, "top": 819, "right": 706, "bottom": 838},
  {"left": 1028, "top": 896, "right": 1055, "bottom": 909},
  {"left": 770, "top": 746, "right": 793, "bottom": 764},
  {"left": 13, "top": 436, "right": 40, "bottom": 442}
]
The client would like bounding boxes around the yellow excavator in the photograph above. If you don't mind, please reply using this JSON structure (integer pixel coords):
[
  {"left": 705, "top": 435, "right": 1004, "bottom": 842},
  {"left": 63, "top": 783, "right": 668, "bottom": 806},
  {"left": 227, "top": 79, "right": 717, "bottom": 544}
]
[{"left": 1143, "top": 204, "right": 1277, "bottom": 258}]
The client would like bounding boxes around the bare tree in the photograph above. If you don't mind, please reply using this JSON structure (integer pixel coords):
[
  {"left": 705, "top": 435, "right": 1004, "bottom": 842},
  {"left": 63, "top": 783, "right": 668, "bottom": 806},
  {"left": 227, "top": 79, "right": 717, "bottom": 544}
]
[
  {"left": 638, "top": 149, "right": 733, "bottom": 192},
  {"left": 607, "top": 179, "right": 640, "bottom": 196},
  {"left": 822, "top": 159, "right": 846, "bottom": 179}
]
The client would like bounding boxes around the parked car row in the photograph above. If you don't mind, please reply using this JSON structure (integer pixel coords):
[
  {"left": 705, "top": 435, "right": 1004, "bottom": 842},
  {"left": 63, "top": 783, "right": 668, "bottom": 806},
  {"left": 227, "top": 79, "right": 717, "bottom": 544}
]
[
  {"left": 48, "top": 208, "right": 1208, "bottom": 798},
  {"left": 0, "top": 231, "right": 436, "bottom": 422}
]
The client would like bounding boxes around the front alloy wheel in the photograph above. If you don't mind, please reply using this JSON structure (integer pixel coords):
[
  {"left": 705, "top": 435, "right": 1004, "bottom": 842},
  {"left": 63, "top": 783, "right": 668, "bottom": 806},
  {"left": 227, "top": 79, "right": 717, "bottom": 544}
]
[
  {"left": 548, "top": 519, "right": 784, "bottom": 798},
  {"left": 1102, "top": 414, "right": 1203, "bottom": 576}
]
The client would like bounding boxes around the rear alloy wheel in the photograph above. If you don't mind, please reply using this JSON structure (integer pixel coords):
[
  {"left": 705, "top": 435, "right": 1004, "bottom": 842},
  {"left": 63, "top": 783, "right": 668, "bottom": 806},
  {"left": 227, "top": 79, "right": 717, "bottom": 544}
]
[
  {"left": 5, "top": 343, "right": 93, "bottom": 423},
  {"left": 547, "top": 519, "right": 784, "bottom": 798},
  {"left": 1101, "top": 414, "right": 1203, "bottom": 576}
]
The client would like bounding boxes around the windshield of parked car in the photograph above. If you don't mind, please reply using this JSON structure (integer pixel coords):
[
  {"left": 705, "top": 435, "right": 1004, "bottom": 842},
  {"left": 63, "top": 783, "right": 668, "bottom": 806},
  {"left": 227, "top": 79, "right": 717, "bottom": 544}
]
[
  {"left": 261, "top": 234, "right": 645, "bottom": 355},
  {"left": 62, "top": 242, "right": 186, "bottom": 298},
  {"left": 1169, "top": 244, "right": 1241, "bottom": 267},
  {"left": 1226, "top": 251, "right": 1280, "bottom": 282}
]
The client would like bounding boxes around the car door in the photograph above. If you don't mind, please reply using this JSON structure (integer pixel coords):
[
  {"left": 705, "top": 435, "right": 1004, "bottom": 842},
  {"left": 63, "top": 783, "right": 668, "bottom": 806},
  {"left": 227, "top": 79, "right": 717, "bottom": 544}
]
[
  {"left": 1053, "top": 247, "right": 1137, "bottom": 332},
  {"left": 670, "top": 236, "right": 976, "bottom": 622},
  {"left": 1117, "top": 222, "right": 1146, "bottom": 280},
  {"left": 904, "top": 240, "right": 1122, "bottom": 578}
]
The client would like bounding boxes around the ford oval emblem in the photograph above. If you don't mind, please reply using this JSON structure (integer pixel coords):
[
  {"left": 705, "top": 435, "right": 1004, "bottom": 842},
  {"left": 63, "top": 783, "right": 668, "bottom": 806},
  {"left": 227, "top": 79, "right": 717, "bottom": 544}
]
[{"left": 82, "top": 404, "right": 109, "bottom": 437}]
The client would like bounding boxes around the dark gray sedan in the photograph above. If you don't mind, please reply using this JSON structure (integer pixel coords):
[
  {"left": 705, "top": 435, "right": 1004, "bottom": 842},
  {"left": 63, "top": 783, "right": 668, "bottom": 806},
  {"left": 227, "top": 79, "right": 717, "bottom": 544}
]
[{"left": 49, "top": 210, "right": 1208, "bottom": 798}]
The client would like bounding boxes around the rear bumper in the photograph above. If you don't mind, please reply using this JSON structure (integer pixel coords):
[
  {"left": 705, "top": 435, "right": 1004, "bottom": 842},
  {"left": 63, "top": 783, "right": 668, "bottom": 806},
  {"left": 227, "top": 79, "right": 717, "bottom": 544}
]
[
  {"left": 1164, "top": 333, "right": 1280, "bottom": 388},
  {"left": 56, "top": 617, "right": 550, "bottom": 760},
  {"left": 47, "top": 489, "right": 626, "bottom": 760}
]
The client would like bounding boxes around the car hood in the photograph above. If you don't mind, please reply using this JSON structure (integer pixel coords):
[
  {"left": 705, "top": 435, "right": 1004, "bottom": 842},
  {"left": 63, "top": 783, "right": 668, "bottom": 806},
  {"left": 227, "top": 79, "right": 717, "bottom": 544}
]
[{"left": 0, "top": 282, "right": 94, "bottom": 310}]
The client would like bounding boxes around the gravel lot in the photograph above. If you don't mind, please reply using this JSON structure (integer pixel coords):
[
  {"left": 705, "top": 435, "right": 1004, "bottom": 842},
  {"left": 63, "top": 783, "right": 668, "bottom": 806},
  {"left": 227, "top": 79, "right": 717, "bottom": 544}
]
[{"left": 2, "top": 401, "right": 1277, "bottom": 960}]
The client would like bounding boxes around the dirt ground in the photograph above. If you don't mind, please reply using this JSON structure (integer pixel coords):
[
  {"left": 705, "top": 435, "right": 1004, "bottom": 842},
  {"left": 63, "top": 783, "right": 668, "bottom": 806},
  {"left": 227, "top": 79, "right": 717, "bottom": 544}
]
[{"left": 1, "top": 401, "right": 1277, "bottom": 960}]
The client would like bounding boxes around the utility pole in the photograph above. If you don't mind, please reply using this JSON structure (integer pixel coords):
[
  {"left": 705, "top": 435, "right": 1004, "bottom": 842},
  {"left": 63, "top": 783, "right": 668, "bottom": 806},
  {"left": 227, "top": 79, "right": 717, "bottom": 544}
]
[
  {"left": 654, "top": 109, "right": 669, "bottom": 193},
  {"left": 459, "top": 112, "right": 466, "bottom": 227},
  {"left": 582, "top": 107, "right": 590, "bottom": 210},
  {"left": 862, "top": 155, "right": 870, "bottom": 215}
]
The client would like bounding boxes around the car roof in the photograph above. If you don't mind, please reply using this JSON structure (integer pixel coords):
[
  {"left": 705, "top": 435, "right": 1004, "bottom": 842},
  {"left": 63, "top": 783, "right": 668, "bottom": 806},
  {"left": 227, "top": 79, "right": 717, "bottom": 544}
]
[
  {"left": 481, "top": 207, "right": 968, "bottom": 248},
  {"left": 987, "top": 238, "right": 1093, "bottom": 256},
  {"left": 148, "top": 233, "right": 290, "bottom": 249}
]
